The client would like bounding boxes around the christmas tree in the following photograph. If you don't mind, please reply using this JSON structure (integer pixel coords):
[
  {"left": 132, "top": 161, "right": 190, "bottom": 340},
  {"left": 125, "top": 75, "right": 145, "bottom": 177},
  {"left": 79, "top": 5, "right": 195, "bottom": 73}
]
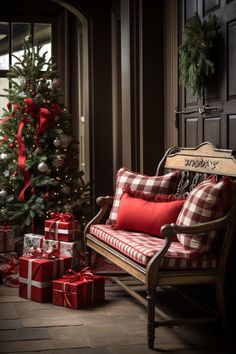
[{"left": 0, "top": 36, "right": 90, "bottom": 233}]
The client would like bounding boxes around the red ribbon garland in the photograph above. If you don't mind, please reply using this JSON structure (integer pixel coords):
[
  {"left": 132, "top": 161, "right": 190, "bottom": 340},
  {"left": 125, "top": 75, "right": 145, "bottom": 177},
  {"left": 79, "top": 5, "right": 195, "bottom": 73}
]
[
  {"left": 36, "top": 107, "right": 51, "bottom": 147},
  {"left": 17, "top": 112, "right": 31, "bottom": 201},
  {"left": 2, "top": 99, "right": 61, "bottom": 201}
]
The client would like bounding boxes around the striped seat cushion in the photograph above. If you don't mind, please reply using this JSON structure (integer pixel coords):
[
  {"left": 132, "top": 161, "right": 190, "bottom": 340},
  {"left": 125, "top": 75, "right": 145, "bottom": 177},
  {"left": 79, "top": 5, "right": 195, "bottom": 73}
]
[{"left": 89, "top": 225, "right": 217, "bottom": 269}]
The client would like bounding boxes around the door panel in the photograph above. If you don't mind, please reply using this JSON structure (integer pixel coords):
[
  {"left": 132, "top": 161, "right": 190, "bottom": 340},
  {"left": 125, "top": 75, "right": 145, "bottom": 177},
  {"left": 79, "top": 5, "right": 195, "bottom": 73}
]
[
  {"left": 203, "top": 0, "right": 221, "bottom": 15},
  {"left": 228, "top": 114, "right": 236, "bottom": 148},
  {"left": 179, "top": 0, "right": 236, "bottom": 150},
  {"left": 185, "top": 118, "right": 198, "bottom": 146},
  {"left": 204, "top": 117, "right": 221, "bottom": 146}
]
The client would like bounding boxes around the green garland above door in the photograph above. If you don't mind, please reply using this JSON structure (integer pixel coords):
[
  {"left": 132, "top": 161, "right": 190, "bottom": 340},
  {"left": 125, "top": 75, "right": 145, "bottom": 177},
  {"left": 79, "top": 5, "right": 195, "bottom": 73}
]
[{"left": 178, "top": 13, "right": 218, "bottom": 99}]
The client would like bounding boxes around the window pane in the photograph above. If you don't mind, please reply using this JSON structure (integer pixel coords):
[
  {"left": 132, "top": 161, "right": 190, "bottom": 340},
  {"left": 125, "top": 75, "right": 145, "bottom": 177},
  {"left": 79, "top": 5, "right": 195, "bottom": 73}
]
[
  {"left": 34, "top": 23, "right": 52, "bottom": 67},
  {"left": 12, "top": 23, "right": 30, "bottom": 65},
  {"left": 0, "top": 22, "right": 9, "bottom": 70},
  {"left": 0, "top": 77, "right": 9, "bottom": 119}
]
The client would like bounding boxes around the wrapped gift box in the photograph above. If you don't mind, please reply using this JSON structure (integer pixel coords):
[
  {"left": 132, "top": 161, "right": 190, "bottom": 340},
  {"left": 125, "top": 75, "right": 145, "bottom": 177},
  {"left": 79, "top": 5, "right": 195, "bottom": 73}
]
[
  {"left": 23, "top": 234, "right": 81, "bottom": 270},
  {"left": 0, "top": 225, "right": 15, "bottom": 252},
  {"left": 23, "top": 233, "right": 44, "bottom": 256},
  {"left": 19, "top": 256, "right": 71, "bottom": 303},
  {"left": 52, "top": 271, "right": 105, "bottom": 309},
  {"left": 44, "top": 214, "right": 80, "bottom": 242}
]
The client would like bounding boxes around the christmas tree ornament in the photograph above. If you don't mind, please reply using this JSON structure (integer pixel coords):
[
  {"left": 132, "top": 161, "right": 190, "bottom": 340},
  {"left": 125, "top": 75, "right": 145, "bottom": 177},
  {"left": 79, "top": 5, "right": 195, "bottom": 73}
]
[
  {"left": 52, "top": 156, "right": 65, "bottom": 169},
  {"left": 0, "top": 190, "right": 8, "bottom": 199},
  {"left": 53, "top": 138, "right": 61, "bottom": 147},
  {"left": 3, "top": 171, "right": 10, "bottom": 177},
  {"left": 9, "top": 142, "right": 15, "bottom": 149},
  {"left": 61, "top": 185, "right": 71, "bottom": 195},
  {"left": 37, "top": 162, "right": 49, "bottom": 173},
  {"left": 0, "top": 152, "right": 9, "bottom": 160},
  {"left": 60, "top": 135, "right": 72, "bottom": 148}
]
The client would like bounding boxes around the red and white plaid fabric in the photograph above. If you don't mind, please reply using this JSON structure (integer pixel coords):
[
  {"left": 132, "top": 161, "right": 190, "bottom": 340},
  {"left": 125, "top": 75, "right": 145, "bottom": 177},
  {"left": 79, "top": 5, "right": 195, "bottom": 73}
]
[
  {"left": 107, "top": 168, "right": 181, "bottom": 224},
  {"left": 176, "top": 176, "right": 234, "bottom": 253},
  {"left": 89, "top": 225, "right": 217, "bottom": 269}
]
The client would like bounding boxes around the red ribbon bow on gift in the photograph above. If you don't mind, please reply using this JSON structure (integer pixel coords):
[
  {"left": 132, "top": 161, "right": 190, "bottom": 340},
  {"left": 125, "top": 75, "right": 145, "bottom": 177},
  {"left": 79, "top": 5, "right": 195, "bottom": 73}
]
[
  {"left": 50, "top": 212, "right": 75, "bottom": 222},
  {"left": 61, "top": 268, "right": 94, "bottom": 308},
  {"left": 28, "top": 246, "right": 59, "bottom": 259},
  {"left": 63, "top": 267, "right": 94, "bottom": 282}
]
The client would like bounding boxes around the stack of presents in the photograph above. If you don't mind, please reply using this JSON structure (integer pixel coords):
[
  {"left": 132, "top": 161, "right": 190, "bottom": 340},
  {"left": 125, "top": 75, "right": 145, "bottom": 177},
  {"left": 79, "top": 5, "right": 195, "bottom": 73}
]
[{"left": 0, "top": 213, "right": 105, "bottom": 309}]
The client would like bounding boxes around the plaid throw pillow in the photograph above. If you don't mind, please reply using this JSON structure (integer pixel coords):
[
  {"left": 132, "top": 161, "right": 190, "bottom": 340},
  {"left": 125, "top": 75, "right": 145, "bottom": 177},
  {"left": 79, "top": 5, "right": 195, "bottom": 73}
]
[
  {"left": 107, "top": 168, "right": 181, "bottom": 224},
  {"left": 176, "top": 176, "right": 234, "bottom": 253}
]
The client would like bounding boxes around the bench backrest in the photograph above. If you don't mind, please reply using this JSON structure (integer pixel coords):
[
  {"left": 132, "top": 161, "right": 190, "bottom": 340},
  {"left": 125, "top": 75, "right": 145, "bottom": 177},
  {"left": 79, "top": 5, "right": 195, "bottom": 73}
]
[{"left": 157, "top": 142, "right": 236, "bottom": 272}]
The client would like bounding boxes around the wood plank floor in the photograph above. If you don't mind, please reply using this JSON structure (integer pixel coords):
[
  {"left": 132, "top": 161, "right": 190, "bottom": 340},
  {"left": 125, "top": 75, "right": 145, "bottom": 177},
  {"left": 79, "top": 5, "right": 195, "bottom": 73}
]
[{"left": 0, "top": 281, "right": 235, "bottom": 354}]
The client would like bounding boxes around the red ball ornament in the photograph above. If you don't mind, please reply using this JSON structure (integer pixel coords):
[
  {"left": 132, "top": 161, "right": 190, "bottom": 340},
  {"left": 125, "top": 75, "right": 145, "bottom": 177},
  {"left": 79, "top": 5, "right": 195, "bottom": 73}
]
[
  {"left": 9, "top": 142, "right": 15, "bottom": 149},
  {"left": 31, "top": 187, "right": 36, "bottom": 194},
  {"left": 44, "top": 192, "right": 50, "bottom": 200},
  {"left": 12, "top": 171, "right": 18, "bottom": 177}
]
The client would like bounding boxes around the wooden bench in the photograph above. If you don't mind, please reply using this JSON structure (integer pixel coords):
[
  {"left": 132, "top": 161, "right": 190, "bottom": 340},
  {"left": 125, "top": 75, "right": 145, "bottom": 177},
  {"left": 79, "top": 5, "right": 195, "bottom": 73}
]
[{"left": 84, "top": 142, "right": 236, "bottom": 349}]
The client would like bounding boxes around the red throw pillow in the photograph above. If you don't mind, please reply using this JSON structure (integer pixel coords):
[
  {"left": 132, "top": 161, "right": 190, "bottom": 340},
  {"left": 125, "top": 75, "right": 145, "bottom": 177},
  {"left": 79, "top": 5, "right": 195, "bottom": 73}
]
[
  {"left": 114, "top": 192, "right": 185, "bottom": 238},
  {"left": 107, "top": 168, "right": 181, "bottom": 225}
]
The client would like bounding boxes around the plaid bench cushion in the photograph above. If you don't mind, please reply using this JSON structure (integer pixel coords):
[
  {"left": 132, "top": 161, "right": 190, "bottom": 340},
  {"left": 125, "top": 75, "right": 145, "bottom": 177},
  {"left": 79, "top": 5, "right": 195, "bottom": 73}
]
[{"left": 89, "top": 225, "right": 217, "bottom": 269}]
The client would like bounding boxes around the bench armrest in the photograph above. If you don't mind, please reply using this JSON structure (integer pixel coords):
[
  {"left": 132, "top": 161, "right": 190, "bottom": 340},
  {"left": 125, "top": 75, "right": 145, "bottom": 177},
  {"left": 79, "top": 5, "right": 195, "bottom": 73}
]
[
  {"left": 84, "top": 196, "right": 114, "bottom": 241},
  {"left": 161, "top": 212, "right": 229, "bottom": 237},
  {"left": 146, "top": 213, "right": 230, "bottom": 286}
]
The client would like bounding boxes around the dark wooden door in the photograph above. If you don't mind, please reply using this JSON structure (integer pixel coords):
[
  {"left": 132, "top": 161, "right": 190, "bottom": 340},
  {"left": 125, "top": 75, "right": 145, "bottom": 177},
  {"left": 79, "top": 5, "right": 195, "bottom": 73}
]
[{"left": 178, "top": 0, "right": 236, "bottom": 150}]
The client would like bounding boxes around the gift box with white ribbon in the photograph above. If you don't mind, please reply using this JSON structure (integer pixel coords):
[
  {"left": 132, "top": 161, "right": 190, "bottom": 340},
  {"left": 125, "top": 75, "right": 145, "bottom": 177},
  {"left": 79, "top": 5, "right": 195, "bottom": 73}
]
[
  {"left": 44, "top": 212, "right": 80, "bottom": 242},
  {"left": 19, "top": 256, "right": 71, "bottom": 303}
]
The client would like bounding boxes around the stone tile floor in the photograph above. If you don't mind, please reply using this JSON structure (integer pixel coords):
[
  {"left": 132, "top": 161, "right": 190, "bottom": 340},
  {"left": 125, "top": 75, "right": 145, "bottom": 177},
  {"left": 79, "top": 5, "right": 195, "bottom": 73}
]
[{"left": 0, "top": 280, "right": 236, "bottom": 354}]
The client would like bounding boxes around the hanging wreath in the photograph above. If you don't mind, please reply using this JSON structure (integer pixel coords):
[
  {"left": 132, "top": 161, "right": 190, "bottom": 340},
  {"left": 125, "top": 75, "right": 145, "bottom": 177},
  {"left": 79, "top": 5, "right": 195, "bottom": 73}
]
[{"left": 178, "top": 13, "right": 218, "bottom": 98}]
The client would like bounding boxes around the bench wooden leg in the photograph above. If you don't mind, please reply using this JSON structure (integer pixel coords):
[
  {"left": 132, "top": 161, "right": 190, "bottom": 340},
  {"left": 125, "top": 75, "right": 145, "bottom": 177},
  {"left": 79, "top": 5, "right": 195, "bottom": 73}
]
[
  {"left": 216, "top": 281, "right": 227, "bottom": 329},
  {"left": 147, "top": 289, "right": 156, "bottom": 349}
]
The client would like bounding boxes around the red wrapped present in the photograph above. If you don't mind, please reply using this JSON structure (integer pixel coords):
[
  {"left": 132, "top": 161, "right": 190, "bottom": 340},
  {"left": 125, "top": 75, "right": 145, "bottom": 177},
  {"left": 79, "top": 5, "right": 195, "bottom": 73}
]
[
  {"left": 52, "top": 267, "right": 105, "bottom": 309},
  {"left": 19, "top": 254, "right": 71, "bottom": 303},
  {"left": 0, "top": 225, "right": 15, "bottom": 252},
  {"left": 44, "top": 212, "right": 80, "bottom": 242}
]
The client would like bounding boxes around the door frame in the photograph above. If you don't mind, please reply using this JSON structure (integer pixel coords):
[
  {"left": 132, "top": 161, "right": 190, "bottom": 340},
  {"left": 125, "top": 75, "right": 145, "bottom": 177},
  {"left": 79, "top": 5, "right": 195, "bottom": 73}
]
[{"left": 164, "top": 0, "right": 179, "bottom": 150}]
